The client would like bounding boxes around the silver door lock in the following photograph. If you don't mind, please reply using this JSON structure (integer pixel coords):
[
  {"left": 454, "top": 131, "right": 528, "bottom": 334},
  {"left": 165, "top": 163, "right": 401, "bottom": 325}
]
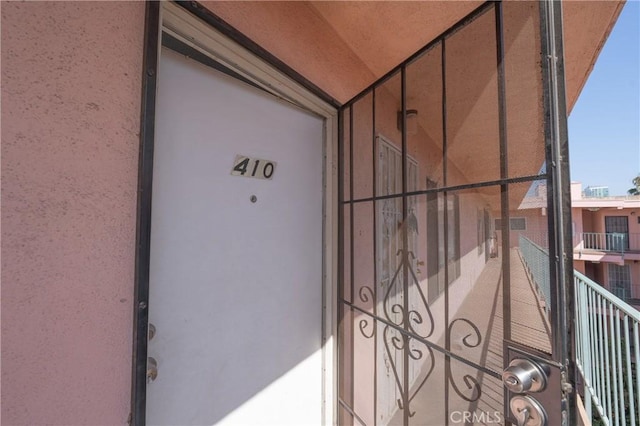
[
  {"left": 502, "top": 358, "right": 548, "bottom": 393},
  {"left": 510, "top": 395, "right": 547, "bottom": 426}
]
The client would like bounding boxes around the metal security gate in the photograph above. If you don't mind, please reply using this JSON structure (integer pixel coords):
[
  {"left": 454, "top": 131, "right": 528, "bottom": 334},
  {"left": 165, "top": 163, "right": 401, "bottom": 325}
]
[{"left": 337, "top": 1, "right": 575, "bottom": 425}]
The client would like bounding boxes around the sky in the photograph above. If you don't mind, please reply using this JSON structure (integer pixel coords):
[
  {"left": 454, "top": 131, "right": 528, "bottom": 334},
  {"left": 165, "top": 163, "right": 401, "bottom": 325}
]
[{"left": 567, "top": 1, "right": 640, "bottom": 196}]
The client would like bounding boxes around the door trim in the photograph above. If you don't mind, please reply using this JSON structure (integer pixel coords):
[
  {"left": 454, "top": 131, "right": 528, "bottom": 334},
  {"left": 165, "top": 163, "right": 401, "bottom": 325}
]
[
  {"left": 131, "top": 3, "right": 339, "bottom": 425},
  {"left": 131, "top": 2, "right": 161, "bottom": 424}
]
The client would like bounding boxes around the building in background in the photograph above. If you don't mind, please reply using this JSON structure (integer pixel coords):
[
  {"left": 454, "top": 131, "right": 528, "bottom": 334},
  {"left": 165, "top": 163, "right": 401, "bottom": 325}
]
[
  {"left": 520, "top": 181, "right": 640, "bottom": 307},
  {"left": 572, "top": 182, "right": 640, "bottom": 307},
  {"left": 584, "top": 185, "right": 610, "bottom": 198}
]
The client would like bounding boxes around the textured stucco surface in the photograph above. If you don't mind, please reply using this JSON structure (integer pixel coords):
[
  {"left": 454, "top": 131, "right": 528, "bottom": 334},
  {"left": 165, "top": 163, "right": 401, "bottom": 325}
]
[
  {"left": 1, "top": 2, "right": 144, "bottom": 424},
  {"left": 202, "top": 1, "right": 481, "bottom": 104},
  {"left": 203, "top": 1, "right": 622, "bottom": 106},
  {"left": 201, "top": 0, "right": 375, "bottom": 104}
]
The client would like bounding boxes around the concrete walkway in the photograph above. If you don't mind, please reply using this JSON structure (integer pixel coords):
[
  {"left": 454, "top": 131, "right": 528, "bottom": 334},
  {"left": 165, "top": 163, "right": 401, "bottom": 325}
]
[{"left": 388, "top": 249, "right": 552, "bottom": 425}]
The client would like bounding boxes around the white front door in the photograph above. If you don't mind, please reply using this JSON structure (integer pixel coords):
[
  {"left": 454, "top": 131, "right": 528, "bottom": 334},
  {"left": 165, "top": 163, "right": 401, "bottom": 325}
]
[{"left": 146, "top": 48, "right": 325, "bottom": 425}]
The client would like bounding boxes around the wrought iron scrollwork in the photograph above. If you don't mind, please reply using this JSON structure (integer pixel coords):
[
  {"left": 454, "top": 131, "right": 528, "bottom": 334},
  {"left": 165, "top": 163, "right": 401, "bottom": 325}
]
[
  {"left": 383, "top": 249, "right": 435, "bottom": 334},
  {"left": 358, "top": 286, "right": 376, "bottom": 338},
  {"left": 448, "top": 374, "right": 482, "bottom": 403},
  {"left": 383, "top": 326, "right": 406, "bottom": 402},
  {"left": 353, "top": 226, "right": 486, "bottom": 417},
  {"left": 406, "top": 341, "right": 435, "bottom": 416},
  {"left": 381, "top": 248, "right": 437, "bottom": 417},
  {"left": 405, "top": 251, "right": 435, "bottom": 339},
  {"left": 383, "top": 253, "right": 406, "bottom": 327},
  {"left": 446, "top": 318, "right": 483, "bottom": 402},
  {"left": 382, "top": 327, "right": 436, "bottom": 418}
]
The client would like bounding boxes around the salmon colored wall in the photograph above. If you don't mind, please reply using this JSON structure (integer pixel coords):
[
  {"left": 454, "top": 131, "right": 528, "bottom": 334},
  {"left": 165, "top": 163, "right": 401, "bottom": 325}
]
[
  {"left": 201, "top": 1, "right": 622, "bottom": 111},
  {"left": 508, "top": 209, "right": 549, "bottom": 249},
  {"left": 583, "top": 210, "right": 595, "bottom": 233},
  {"left": 503, "top": 1, "right": 546, "bottom": 179},
  {"left": 590, "top": 208, "right": 640, "bottom": 234},
  {"left": 630, "top": 212, "right": 640, "bottom": 235},
  {"left": 571, "top": 207, "right": 584, "bottom": 246},
  {"left": 201, "top": 1, "right": 483, "bottom": 104},
  {"left": 1, "top": 2, "right": 144, "bottom": 424},
  {"left": 201, "top": 0, "right": 375, "bottom": 104},
  {"left": 574, "top": 260, "right": 586, "bottom": 275}
]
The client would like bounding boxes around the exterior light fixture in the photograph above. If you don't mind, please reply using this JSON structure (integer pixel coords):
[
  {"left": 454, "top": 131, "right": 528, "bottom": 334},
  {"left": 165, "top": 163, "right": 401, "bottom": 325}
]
[{"left": 397, "top": 109, "right": 418, "bottom": 136}]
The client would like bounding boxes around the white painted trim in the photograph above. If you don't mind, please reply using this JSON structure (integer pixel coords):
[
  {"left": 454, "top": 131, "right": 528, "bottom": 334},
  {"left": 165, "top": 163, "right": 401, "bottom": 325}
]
[
  {"left": 324, "top": 106, "right": 339, "bottom": 426},
  {"left": 162, "top": 2, "right": 335, "bottom": 118},
  {"left": 159, "top": 3, "right": 339, "bottom": 425}
]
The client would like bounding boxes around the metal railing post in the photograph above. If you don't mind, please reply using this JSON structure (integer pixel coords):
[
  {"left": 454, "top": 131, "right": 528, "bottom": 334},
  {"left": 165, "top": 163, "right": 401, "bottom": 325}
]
[{"left": 522, "top": 239, "right": 639, "bottom": 426}]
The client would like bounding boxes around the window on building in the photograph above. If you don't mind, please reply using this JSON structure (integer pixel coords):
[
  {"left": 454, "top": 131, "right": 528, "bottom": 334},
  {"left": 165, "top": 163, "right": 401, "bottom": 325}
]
[
  {"left": 494, "top": 217, "right": 526, "bottom": 231},
  {"left": 604, "top": 216, "right": 629, "bottom": 251},
  {"left": 608, "top": 264, "right": 631, "bottom": 300},
  {"left": 509, "top": 217, "right": 527, "bottom": 231}
]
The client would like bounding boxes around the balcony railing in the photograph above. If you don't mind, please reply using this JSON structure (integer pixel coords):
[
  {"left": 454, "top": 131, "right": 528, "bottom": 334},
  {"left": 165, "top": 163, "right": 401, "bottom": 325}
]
[
  {"left": 576, "top": 232, "right": 640, "bottom": 253},
  {"left": 520, "top": 236, "right": 640, "bottom": 426},
  {"left": 519, "top": 235, "right": 551, "bottom": 315},
  {"left": 575, "top": 271, "right": 640, "bottom": 426}
]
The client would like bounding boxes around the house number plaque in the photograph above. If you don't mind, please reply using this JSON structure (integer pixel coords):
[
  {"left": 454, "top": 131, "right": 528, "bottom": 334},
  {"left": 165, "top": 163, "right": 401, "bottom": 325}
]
[{"left": 230, "top": 155, "right": 276, "bottom": 180}]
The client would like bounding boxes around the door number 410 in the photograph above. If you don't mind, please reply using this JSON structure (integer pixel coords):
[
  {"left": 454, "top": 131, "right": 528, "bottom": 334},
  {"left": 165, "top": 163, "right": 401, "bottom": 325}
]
[{"left": 231, "top": 155, "right": 277, "bottom": 180}]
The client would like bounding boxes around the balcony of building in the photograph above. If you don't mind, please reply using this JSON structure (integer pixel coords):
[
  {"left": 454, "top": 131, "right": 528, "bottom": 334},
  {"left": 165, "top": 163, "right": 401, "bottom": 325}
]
[
  {"left": 574, "top": 232, "right": 640, "bottom": 257},
  {"left": 573, "top": 233, "right": 640, "bottom": 310},
  {"left": 521, "top": 236, "right": 640, "bottom": 426},
  {"left": 577, "top": 232, "right": 640, "bottom": 253}
]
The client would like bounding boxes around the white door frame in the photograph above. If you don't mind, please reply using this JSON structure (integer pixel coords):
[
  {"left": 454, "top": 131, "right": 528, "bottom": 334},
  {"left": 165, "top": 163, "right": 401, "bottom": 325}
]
[{"left": 144, "top": 2, "right": 339, "bottom": 424}]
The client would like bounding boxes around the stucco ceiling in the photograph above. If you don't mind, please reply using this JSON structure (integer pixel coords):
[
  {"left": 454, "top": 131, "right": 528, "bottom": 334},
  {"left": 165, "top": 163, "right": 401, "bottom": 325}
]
[
  {"left": 307, "top": 1, "right": 482, "bottom": 79},
  {"left": 199, "top": 1, "right": 623, "bottom": 207},
  {"left": 202, "top": 1, "right": 624, "bottom": 108}
]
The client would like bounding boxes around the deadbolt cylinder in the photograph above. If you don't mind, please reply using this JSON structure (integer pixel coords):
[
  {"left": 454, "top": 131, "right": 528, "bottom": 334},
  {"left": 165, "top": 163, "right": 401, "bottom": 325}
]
[
  {"left": 509, "top": 395, "right": 547, "bottom": 426},
  {"left": 502, "top": 358, "right": 547, "bottom": 393}
]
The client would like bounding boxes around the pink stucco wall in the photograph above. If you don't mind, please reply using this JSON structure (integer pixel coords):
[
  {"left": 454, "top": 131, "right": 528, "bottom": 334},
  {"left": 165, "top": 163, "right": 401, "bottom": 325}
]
[
  {"left": 592, "top": 209, "right": 640, "bottom": 236},
  {"left": 1, "top": 2, "right": 144, "bottom": 424}
]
